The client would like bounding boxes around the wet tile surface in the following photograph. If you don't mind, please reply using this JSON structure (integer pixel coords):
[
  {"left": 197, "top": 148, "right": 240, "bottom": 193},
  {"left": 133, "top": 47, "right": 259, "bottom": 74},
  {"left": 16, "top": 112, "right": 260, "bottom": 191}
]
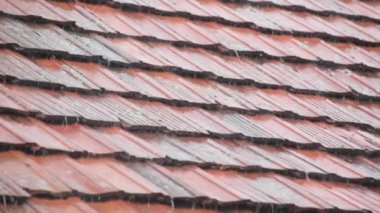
[
  {"left": 0, "top": 152, "right": 379, "bottom": 211},
  {"left": 0, "top": 198, "right": 224, "bottom": 213},
  {"left": 0, "top": 0, "right": 379, "bottom": 212}
]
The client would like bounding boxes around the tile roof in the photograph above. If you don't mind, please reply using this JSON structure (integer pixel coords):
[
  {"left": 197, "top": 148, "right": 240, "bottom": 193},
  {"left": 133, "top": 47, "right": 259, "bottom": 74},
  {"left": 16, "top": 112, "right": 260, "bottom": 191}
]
[{"left": 0, "top": 0, "right": 379, "bottom": 212}]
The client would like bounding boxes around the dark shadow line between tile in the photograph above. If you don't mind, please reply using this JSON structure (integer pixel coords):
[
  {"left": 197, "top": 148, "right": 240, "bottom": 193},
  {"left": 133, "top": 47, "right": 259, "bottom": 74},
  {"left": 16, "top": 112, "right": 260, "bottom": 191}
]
[
  {"left": 1, "top": 73, "right": 379, "bottom": 136},
  {"left": 1, "top": 11, "right": 379, "bottom": 75},
  {"left": 0, "top": 143, "right": 379, "bottom": 188},
  {"left": 53, "top": 0, "right": 380, "bottom": 47},
  {"left": 0, "top": 106, "right": 378, "bottom": 158}
]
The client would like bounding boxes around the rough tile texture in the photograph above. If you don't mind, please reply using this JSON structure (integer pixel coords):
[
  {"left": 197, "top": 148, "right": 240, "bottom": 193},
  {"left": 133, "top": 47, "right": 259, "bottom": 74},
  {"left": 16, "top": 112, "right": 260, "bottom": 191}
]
[{"left": 0, "top": 0, "right": 379, "bottom": 212}]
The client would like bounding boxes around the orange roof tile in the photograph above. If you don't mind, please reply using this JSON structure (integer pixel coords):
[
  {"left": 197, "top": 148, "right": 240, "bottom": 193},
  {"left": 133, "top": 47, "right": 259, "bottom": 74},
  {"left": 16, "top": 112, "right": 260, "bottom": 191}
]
[{"left": 0, "top": 0, "right": 379, "bottom": 212}]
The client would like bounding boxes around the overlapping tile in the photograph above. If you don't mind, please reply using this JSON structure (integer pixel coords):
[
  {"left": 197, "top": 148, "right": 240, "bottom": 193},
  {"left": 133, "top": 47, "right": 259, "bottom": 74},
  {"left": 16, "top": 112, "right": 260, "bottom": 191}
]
[
  {"left": 0, "top": 83, "right": 379, "bottom": 153},
  {"left": 0, "top": 115, "right": 379, "bottom": 185},
  {"left": 1, "top": 1, "right": 380, "bottom": 71},
  {"left": 2, "top": 0, "right": 379, "bottom": 45},
  {"left": 0, "top": 49, "right": 379, "bottom": 132},
  {"left": 0, "top": 0, "right": 379, "bottom": 211},
  {"left": 120, "top": 0, "right": 380, "bottom": 41},
  {"left": 1, "top": 17, "right": 379, "bottom": 100},
  {"left": 0, "top": 151, "right": 379, "bottom": 212}
]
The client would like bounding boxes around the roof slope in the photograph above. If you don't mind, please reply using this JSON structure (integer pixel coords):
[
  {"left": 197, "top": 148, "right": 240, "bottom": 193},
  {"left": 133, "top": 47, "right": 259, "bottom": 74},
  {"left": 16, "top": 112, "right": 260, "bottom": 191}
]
[{"left": 0, "top": 0, "right": 379, "bottom": 212}]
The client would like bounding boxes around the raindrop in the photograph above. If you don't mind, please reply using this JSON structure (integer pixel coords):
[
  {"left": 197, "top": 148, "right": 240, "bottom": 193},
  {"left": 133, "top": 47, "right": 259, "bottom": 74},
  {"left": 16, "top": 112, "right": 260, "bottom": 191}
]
[
  {"left": 63, "top": 116, "right": 68, "bottom": 126},
  {"left": 234, "top": 50, "right": 240, "bottom": 60},
  {"left": 170, "top": 198, "right": 174, "bottom": 209},
  {"left": 32, "top": 146, "right": 37, "bottom": 156}
]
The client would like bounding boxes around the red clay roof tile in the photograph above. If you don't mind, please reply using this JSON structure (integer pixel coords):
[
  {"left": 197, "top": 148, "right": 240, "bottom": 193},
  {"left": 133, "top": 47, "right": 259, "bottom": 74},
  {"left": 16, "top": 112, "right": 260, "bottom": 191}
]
[
  {"left": 1, "top": 83, "right": 379, "bottom": 151},
  {"left": 247, "top": 0, "right": 380, "bottom": 20},
  {"left": 0, "top": 0, "right": 379, "bottom": 212},
  {"left": 0, "top": 198, "right": 224, "bottom": 213},
  {"left": 2, "top": 114, "right": 379, "bottom": 181},
  {"left": 2, "top": 3, "right": 380, "bottom": 65},
  {"left": 1, "top": 151, "right": 380, "bottom": 211}
]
